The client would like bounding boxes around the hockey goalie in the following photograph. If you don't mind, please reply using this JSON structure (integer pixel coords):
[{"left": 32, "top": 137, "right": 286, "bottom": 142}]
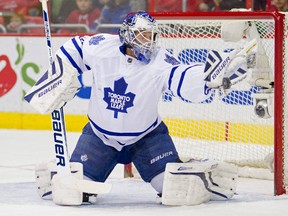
[{"left": 25, "top": 11, "right": 257, "bottom": 206}]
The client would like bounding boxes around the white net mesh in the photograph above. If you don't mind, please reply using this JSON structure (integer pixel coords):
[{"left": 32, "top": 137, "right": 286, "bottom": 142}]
[{"left": 153, "top": 12, "right": 287, "bottom": 193}]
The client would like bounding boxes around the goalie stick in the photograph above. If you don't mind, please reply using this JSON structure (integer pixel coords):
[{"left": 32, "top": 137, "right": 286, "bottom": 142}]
[
  {"left": 34, "top": 0, "right": 111, "bottom": 194},
  {"left": 40, "top": 0, "right": 70, "bottom": 174}
]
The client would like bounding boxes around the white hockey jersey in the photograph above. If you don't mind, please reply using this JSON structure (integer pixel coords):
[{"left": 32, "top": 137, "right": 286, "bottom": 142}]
[{"left": 56, "top": 34, "right": 212, "bottom": 151}]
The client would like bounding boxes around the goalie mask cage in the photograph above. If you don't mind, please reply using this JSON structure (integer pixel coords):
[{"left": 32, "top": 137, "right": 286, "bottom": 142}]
[{"left": 125, "top": 11, "right": 288, "bottom": 196}]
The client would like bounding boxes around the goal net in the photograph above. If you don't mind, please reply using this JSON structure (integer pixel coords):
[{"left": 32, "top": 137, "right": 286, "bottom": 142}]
[{"left": 131, "top": 11, "right": 287, "bottom": 195}]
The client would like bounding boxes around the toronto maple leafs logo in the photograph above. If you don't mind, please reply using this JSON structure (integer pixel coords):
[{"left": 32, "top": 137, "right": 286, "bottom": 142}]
[
  {"left": 164, "top": 53, "right": 180, "bottom": 65},
  {"left": 89, "top": 35, "right": 105, "bottom": 46},
  {"left": 103, "top": 77, "right": 135, "bottom": 118}
]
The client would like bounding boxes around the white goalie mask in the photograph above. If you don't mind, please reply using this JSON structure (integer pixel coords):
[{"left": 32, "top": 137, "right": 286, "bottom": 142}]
[{"left": 119, "top": 12, "right": 159, "bottom": 64}]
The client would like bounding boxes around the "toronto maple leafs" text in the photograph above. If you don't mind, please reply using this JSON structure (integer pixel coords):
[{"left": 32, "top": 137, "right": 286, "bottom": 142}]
[{"left": 108, "top": 92, "right": 131, "bottom": 110}]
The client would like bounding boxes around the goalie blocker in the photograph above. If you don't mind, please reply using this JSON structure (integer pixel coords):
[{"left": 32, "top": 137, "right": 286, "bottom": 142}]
[
  {"left": 24, "top": 55, "right": 81, "bottom": 114},
  {"left": 161, "top": 159, "right": 238, "bottom": 206}
]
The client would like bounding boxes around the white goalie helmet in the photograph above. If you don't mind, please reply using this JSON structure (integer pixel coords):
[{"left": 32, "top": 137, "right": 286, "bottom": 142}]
[{"left": 119, "top": 12, "right": 159, "bottom": 64}]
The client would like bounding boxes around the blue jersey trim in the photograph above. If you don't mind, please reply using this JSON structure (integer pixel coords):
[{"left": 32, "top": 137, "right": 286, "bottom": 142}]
[
  {"left": 167, "top": 66, "right": 179, "bottom": 96},
  {"left": 60, "top": 46, "right": 83, "bottom": 74},
  {"left": 176, "top": 64, "right": 203, "bottom": 102},
  {"left": 85, "top": 64, "right": 91, "bottom": 70},
  {"left": 119, "top": 44, "right": 127, "bottom": 55},
  {"left": 72, "top": 37, "right": 83, "bottom": 59},
  {"left": 88, "top": 116, "right": 158, "bottom": 137},
  {"left": 73, "top": 37, "right": 91, "bottom": 71}
]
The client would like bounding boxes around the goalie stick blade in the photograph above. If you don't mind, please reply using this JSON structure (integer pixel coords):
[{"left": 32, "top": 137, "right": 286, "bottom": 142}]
[{"left": 72, "top": 179, "right": 112, "bottom": 194}]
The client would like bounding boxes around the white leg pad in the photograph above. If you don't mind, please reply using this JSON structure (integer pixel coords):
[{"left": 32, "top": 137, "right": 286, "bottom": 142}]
[
  {"left": 51, "top": 162, "right": 83, "bottom": 206},
  {"left": 161, "top": 160, "right": 238, "bottom": 206},
  {"left": 51, "top": 173, "right": 83, "bottom": 205},
  {"left": 162, "top": 163, "right": 210, "bottom": 206}
]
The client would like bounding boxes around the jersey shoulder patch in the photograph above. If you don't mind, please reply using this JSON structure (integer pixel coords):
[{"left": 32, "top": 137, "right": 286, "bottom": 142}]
[
  {"left": 164, "top": 53, "right": 180, "bottom": 66},
  {"left": 89, "top": 35, "right": 106, "bottom": 46},
  {"left": 157, "top": 48, "right": 181, "bottom": 66}
]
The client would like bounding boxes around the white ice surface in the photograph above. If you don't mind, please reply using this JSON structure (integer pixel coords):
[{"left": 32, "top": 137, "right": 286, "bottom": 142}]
[{"left": 1, "top": 129, "right": 288, "bottom": 216}]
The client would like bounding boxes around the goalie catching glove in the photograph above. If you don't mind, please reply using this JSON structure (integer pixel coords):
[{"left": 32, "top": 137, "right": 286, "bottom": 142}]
[
  {"left": 24, "top": 55, "right": 81, "bottom": 114},
  {"left": 204, "top": 39, "right": 257, "bottom": 89},
  {"left": 161, "top": 159, "right": 238, "bottom": 206}
]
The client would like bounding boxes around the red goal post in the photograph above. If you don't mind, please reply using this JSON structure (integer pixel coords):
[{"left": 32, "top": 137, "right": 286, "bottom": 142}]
[{"left": 124, "top": 11, "right": 288, "bottom": 196}]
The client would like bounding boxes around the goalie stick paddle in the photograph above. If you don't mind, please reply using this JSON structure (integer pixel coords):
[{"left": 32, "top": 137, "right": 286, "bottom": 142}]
[
  {"left": 71, "top": 179, "right": 112, "bottom": 194},
  {"left": 39, "top": 0, "right": 111, "bottom": 193}
]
